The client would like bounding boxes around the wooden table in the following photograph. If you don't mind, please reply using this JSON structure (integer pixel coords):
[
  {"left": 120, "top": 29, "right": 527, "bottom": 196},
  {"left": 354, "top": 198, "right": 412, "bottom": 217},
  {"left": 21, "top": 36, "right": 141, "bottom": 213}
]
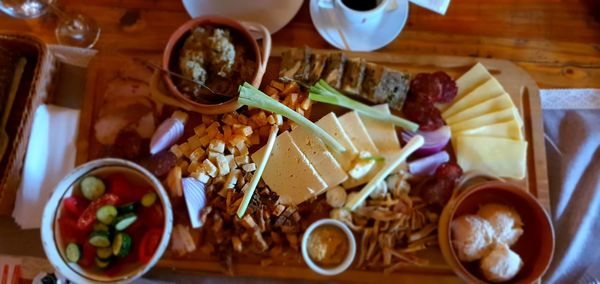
[
  {"left": 0, "top": 0, "right": 597, "bottom": 282},
  {"left": 2, "top": 0, "right": 600, "bottom": 89}
]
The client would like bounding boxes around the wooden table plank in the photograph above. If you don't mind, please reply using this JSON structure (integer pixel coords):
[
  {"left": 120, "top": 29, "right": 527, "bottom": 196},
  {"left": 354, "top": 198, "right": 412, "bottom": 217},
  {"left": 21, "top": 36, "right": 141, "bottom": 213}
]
[{"left": 2, "top": 0, "right": 599, "bottom": 89}]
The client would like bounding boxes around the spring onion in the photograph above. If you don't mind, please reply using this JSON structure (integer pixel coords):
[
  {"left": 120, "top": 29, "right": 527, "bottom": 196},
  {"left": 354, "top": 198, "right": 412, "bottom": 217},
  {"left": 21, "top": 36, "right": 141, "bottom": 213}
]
[
  {"left": 309, "top": 80, "right": 419, "bottom": 132},
  {"left": 238, "top": 82, "right": 346, "bottom": 152},
  {"left": 237, "top": 126, "right": 278, "bottom": 218},
  {"left": 344, "top": 135, "right": 425, "bottom": 211}
]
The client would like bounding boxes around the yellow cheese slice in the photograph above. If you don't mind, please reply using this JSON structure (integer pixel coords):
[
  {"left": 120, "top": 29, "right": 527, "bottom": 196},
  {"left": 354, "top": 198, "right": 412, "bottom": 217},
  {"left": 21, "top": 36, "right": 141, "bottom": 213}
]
[
  {"left": 451, "top": 120, "right": 523, "bottom": 147},
  {"left": 445, "top": 92, "right": 514, "bottom": 125},
  {"left": 439, "top": 63, "right": 492, "bottom": 111},
  {"left": 442, "top": 77, "right": 505, "bottom": 119},
  {"left": 450, "top": 107, "right": 521, "bottom": 133},
  {"left": 456, "top": 136, "right": 527, "bottom": 180}
]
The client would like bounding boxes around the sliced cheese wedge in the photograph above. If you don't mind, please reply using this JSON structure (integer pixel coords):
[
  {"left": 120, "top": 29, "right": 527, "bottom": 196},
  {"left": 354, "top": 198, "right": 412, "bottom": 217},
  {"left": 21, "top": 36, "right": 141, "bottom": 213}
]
[
  {"left": 290, "top": 126, "right": 348, "bottom": 191},
  {"left": 345, "top": 105, "right": 402, "bottom": 189},
  {"left": 456, "top": 136, "right": 527, "bottom": 179},
  {"left": 450, "top": 107, "right": 522, "bottom": 133},
  {"left": 445, "top": 92, "right": 514, "bottom": 125},
  {"left": 442, "top": 77, "right": 505, "bottom": 119},
  {"left": 338, "top": 111, "right": 380, "bottom": 155},
  {"left": 359, "top": 104, "right": 401, "bottom": 153},
  {"left": 251, "top": 131, "right": 327, "bottom": 206},
  {"left": 451, "top": 120, "right": 524, "bottom": 147},
  {"left": 316, "top": 113, "right": 359, "bottom": 171},
  {"left": 439, "top": 62, "right": 492, "bottom": 111}
]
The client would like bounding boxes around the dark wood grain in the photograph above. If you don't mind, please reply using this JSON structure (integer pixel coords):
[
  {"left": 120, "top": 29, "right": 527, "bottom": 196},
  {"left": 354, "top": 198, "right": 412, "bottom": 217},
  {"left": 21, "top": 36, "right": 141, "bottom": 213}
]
[{"left": 1, "top": 0, "right": 599, "bottom": 88}]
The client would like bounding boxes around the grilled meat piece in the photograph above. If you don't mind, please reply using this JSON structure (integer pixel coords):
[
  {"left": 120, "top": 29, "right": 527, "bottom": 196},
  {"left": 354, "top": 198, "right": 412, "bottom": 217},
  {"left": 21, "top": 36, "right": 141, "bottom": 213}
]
[
  {"left": 279, "top": 47, "right": 311, "bottom": 81},
  {"left": 341, "top": 58, "right": 367, "bottom": 95},
  {"left": 322, "top": 52, "right": 347, "bottom": 89},
  {"left": 307, "top": 52, "right": 328, "bottom": 84},
  {"left": 362, "top": 65, "right": 410, "bottom": 111}
]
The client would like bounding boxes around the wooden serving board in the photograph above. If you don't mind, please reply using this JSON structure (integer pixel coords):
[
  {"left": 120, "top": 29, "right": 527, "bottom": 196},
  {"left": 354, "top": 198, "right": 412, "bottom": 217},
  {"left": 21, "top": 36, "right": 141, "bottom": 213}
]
[{"left": 78, "top": 48, "right": 549, "bottom": 283}]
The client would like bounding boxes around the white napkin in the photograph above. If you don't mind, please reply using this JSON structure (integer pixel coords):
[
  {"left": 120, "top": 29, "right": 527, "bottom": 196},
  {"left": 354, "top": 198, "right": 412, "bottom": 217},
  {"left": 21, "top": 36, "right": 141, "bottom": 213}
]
[
  {"left": 12, "top": 105, "right": 79, "bottom": 229},
  {"left": 409, "top": 0, "right": 451, "bottom": 15},
  {"left": 540, "top": 88, "right": 600, "bottom": 110}
]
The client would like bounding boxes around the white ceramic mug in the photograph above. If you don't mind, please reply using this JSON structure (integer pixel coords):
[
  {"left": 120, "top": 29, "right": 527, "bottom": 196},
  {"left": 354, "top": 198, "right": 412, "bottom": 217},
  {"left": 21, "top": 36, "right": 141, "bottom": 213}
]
[{"left": 319, "top": 0, "right": 397, "bottom": 31}]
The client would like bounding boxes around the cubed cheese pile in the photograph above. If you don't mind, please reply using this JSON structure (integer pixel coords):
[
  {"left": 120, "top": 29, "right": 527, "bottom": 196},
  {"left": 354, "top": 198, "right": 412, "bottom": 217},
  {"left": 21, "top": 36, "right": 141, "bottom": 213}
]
[
  {"left": 252, "top": 105, "right": 402, "bottom": 206},
  {"left": 442, "top": 63, "right": 527, "bottom": 180},
  {"left": 169, "top": 111, "right": 284, "bottom": 192}
]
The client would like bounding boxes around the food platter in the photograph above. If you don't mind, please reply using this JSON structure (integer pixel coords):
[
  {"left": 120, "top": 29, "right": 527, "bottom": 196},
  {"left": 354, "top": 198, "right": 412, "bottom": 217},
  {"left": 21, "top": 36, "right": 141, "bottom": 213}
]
[{"left": 77, "top": 47, "right": 549, "bottom": 283}]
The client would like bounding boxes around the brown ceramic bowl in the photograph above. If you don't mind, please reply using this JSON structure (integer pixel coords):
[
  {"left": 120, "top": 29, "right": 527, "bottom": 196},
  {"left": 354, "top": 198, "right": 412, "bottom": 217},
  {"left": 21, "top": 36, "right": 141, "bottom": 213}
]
[
  {"left": 162, "top": 16, "right": 270, "bottom": 114},
  {"left": 438, "top": 181, "right": 555, "bottom": 284}
]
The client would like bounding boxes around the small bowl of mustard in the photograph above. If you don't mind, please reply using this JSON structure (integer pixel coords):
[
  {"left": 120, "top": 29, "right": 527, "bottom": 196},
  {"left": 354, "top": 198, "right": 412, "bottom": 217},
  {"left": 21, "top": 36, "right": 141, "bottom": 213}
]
[{"left": 301, "top": 218, "right": 356, "bottom": 276}]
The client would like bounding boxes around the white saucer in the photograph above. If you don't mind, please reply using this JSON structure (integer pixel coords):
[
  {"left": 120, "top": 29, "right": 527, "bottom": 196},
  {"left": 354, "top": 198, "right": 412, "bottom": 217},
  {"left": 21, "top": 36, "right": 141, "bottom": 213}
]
[
  {"left": 182, "top": 0, "right": 303, "bottom": 36},
  {"left": 309, "top": 0, "right": 409, "bottom": 52}
]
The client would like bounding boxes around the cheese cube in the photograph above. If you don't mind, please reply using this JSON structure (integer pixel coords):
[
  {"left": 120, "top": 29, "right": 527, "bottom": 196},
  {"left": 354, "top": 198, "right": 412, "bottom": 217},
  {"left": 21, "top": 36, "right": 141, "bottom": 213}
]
[
  {"left": 189, "top": 147, "right": 206, "bottom": 161},
  {"left": 215, "top": 154, "right": 230, "bottom": 176},
  {"left": 242, "top": 163, "right": 256, "bottom": 173},
  {"left": 290, "top": 125, "right": 348, "bottom": 190},
  {"left": 443, "top": 77, "right": 506, "bottom": 119},
  {"left": 198, "top": 135, "right": 210, "bottom": 147},
  {"left": 170, "top": 144, "right": 184, "bottom": 158},
  {"left": 202, "top": 159, "right": 218, "bottom": 177},
  {"left": 209, "top": 139, "right": 226, "bottom": 153},
  {"left": 456, "top": 136, "right": 527, "bottom": 179},
  {"left": 446, "top": 92, "right": 514, "bottom": 125},
  {"left": 194, "top": 124, "right": 206, "bottom": 137},
  {"left": 235, "top": 155, "right": 250, "bottom": 166},
  {"left": 224, "top": 171, "right": 238, "bottom": 189},
  {"left": 207, "top": 151, "right": 220, "bottom": 160},
  {"left": 338, "top": 111, "right": 379, "bottom": 155},
  {"left": 171, "top": 110, "right": 189, "bottom": 124},
  {"left": 315, "top": 113, "right": 358, "bottom": 171},
  {"left": 178, "top": 143, "right": 191, "bottom": 157},
  {"left": 236, "top": 125, "right": 253, "bottom": 137},
  {"left": 187, "top": 161, "right": 200, "bottom": 173},
  {"left": 252, "top": 131, "right": 327, "bottom": 205},
  {"left": 225, "top": 154, "right": 235, "bottom": 169},
  {"left": 187, "top": 135, "right": 203, "bottom": 150},
  {"left": 190, "top": 170, "right": 211, "bottom": 183}
]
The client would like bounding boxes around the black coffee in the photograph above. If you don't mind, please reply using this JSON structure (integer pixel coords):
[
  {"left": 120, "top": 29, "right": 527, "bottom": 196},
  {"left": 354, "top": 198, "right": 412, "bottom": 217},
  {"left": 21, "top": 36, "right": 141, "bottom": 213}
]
[{"left": 341, "top": 0, "right": 379, "bottom": 11}]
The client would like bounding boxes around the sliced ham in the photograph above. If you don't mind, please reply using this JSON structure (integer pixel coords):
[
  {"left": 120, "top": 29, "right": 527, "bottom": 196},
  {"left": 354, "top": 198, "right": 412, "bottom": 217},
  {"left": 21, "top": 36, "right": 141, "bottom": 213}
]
[
  {"left": 104, "top": 78, "right": 151, "bottom": 102},
  {"left": 118, "top": 59, "right": 155, "bottom": 83},
  {"left": 94, "top": 103, "right": 153, "bottom": 145},
  {"left": 135, "top": 112, "right": 156, "bottom": 139}
]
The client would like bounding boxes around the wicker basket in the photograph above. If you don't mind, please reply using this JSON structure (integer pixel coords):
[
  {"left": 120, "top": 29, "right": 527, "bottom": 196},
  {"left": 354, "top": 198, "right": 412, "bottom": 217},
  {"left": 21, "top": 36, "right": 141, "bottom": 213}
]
[{"left": 0, "top": 33, "right": 56, "bottom": 216}]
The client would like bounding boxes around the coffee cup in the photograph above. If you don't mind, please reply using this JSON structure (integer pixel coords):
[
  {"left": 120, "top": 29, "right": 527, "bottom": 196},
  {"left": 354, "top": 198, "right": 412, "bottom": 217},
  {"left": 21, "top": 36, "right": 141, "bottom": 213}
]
[{"left": 318, "top": 0, "right": 397, "bottom": 31}]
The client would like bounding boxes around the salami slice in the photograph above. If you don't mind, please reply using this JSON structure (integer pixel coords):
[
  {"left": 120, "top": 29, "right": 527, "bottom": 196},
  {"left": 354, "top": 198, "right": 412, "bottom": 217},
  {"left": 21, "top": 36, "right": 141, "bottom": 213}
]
[{"left": 431, "top": 71, "right": 457, "bottom": 103}]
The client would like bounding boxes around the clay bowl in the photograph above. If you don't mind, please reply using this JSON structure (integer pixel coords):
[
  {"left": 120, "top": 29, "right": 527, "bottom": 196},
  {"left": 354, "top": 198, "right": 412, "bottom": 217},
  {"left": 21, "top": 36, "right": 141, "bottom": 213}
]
[
  {"left": 162, "top": 16, "right": 270, "bottom": 114},
  {"left": 438, "top": 181, "right": 555, "bottom": 284}
]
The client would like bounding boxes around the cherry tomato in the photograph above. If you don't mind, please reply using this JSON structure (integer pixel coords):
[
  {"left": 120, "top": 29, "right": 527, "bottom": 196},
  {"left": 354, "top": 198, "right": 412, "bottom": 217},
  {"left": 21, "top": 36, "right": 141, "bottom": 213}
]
[
  {"left": 58, "top": 216, "right": 86, "bottom": 243},
  {"left": 140, "top": 204, "right": 164, "bottom": 228},
  {"left": 107, "top": 174, "right": 148, "bottom": 204},
  {"left": 62, "top": 195, "right": 89, "bottom": 217},
  {"left": 80, "top": 242, "right": 96, "bottom": 268},
  {"left": 77, "top": 193, "right": 119, "bottom": 231},
  {"left": 138, "top": 228, "right": 163, "bottom": 264}
]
